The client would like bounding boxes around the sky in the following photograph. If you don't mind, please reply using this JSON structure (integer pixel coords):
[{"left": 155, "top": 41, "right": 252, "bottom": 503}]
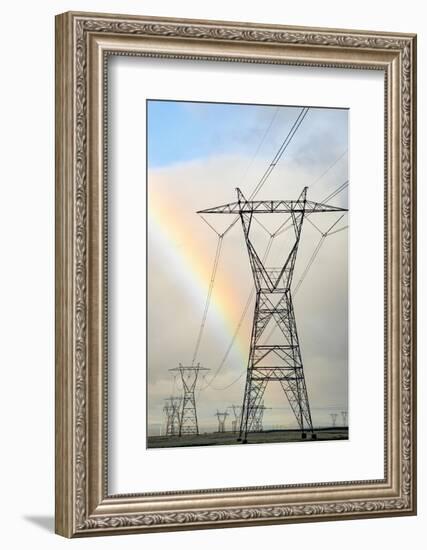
[{"left": 146, "top": 100, "right": 349, "bottom": 436}]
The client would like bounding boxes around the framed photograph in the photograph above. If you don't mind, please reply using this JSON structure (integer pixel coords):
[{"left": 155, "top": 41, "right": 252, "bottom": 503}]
[
  {"left": 145, "top": 99, "right": 350, "bottom": 451},
  {"left": 55, "top": 11, "right": 417, "bottom": 537}
]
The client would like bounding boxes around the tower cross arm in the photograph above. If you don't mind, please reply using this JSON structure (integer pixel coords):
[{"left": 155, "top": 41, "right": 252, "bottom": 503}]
[
  {"left": 169, "top": 365, "right": 210, "bottom": 372},
  {"left": 197, "top": 199, "right": 347, "bottom": 214}
]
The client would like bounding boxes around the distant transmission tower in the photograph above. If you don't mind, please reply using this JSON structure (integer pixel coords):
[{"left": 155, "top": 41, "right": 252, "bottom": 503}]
[
  {"left": 215, "top": 410, "right": 229, "bottom": 433},
  {"left": 330, "top": 413, "right": 338, "bottom": 427},
  {"left": 199, "top": 187, "right": 347, "bottom": 443},
  {"left": 341, "top": 410, "right": 348, "bottom": 426},
  {"left": 169, "top": 364, "right": 209, "bottom": 435},
  {"left": 163, "top": 396, "right": 181, "bottom": 436},
  {"left": 250, "top": 403, "right": 269, "bottom": 432},
  {"left": 230, "top": 405, "right": 241, "bottom": 433}
]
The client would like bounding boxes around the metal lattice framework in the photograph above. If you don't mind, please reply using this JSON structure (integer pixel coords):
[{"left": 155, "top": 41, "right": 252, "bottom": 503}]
[
  {"left": 198, "top": 187, "right": 347, "bottom": 443},
  {"left": 229, "top": 403, "right": 268, "bottom": 433},
  {"left": 215, "top": 410, "right": 229, "bottom": 433},
  {"left": 169, "top": 364, "right": 209, "bottom": 435},
  {"left": 341, "top": 410, "right": 348, "bottom": 426},
  {"left": 230, "top": 405, "right": 241, "bottom": 433},
  {"left": 250, "top": 403, "right": 270, "bottom": 432},
  {"left": 163, "top": 396, "right": 182, "bottom": 436}
]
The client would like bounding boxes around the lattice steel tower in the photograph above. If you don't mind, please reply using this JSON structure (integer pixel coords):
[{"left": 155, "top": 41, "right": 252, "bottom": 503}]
[
  {"left": 163, "top": 396, "right": 182, "bottom": 436},
  {"left": 198, "top": 187, "right": 347, "bottom": 443},
  {"left": 341, "top": 410, "right": 348, "bottom": 426},
  {"left": 230, "top": 405, "right": 241, "bottom": 433},
  {"left": 250, "top": 403, "right": 269, "bottom": 432},
  {"left": 169, "top": 364, "right": 209, "bottom": 436},
  {"left": 215, "top": 410, "right": 229, "bottom": 433}
]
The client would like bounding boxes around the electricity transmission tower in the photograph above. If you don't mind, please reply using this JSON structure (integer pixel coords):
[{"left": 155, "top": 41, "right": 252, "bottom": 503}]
[
  {"left": 215, "top": 410, "right": 229, "bottom": 433},
  {"left": 230, "top": 405, "right": 241, "bottom": 433},
  {"left": 230, "top": 403, "right": 269, "bottom": 432},
  {"left": 163, "top": 396, "right": 181, "bottom": 436},
  {"left": 199, "top": 187, "right": 347, "bottom": 443},
  {"left": 169, "top": 364, "right": 209, "bottom": 436},
  {"left": 250, "top": 403, "right": 270, "bottom": 432},
  {"left": 330, "top": 413, "right": 338, "bottom": 427},
  {"left": 341, "top": 411, "right": 348, "bottom": 426}
]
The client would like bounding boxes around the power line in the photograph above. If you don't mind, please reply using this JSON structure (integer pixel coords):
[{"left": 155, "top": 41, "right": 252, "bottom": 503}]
[
  {"left": 193, "top": 110, "right": 347, "bottom": 394},
  {"left": 293, "top": 235, "right": 326, "bottom": 295},
  {"left": 253, "top": 216, "right": 274, "bottom": 236},
  {"left": 210, "top": 369, "right": 246, "bottom": 390},
  {"left": 199, "top": 181, "right": 349, "bottom": 393},
  {"left": 237, "top": 107, "right": 280, "bottom": 187},
  {"left": 198, "top": 236, "right": 274, "bottom": 392},
  {"left": 264, "top": 189, "right": 349, "bottom": 343},
  {"left": 270, "top": 184, "right": 348, "bottom": 307},
  {"left": 249, "top": 107, "right": 310, "bottom": 199},
  {"left": 322, "top": 180, "right": 349, "bottom": 204},
  {"left": 199, "top": 214, "right": 223, "bottom": 237},
  {"left": 292, "top": 214, "right": 346, "bottom": 295},
  {"left": 191, "top": 235, "right": 224, "bottom": 365},
  {"left": 310, "top": 149, "right": 348, "bottom": 189},
  {"left": 198, "top": 187, "right": 347, "bottom": 442},
  {"left": 221, "top": 107, "right": 310, "bottom": 237},
  {"left": 198, "top": 182, "right": 349, "bottom": 384},
  {"left": 305, "top": 215, "right": 323, "bottom": 236},
  {"left": 271, "top": 146, "right": 348, "bottom": 238},
  {"left": 328, "top": 224, "right": 348, "bottom": 236},
  {"left": 196, "top": 109, "right": 312, "bottom": 387},
  {"left": 324, "top": 214, "right": 345, "bottom": 235},
  {"left": 191, "top": 108, "right": 289, "bottom": 371}
]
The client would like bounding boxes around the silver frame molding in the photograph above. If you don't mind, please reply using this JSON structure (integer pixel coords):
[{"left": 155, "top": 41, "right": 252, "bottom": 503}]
[{"left": 55, "top": 11, "right": 417, "bottom": 537}]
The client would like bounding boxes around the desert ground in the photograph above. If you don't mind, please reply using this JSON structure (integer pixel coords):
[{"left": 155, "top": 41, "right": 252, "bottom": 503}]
[{"left": 147, "top": 427, "right": 348, "bottom": 449}]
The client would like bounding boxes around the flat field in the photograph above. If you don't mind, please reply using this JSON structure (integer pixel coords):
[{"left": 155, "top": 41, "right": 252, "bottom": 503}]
[{"left": 147, "top": 427, "right": 348, "bottom": 449}]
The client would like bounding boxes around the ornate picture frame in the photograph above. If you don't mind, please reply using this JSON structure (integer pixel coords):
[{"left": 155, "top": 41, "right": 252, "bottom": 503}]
[{"left": 55, "top": 11, "right": 416, "bottom": 537}]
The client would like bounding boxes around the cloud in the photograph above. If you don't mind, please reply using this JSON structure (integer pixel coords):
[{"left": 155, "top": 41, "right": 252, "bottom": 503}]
[
  {"left": 148, "top": 100, "right": 349, "bottom": 172},
  {"left": 147, "top": 149, "right": 349, "bottom": 433}
]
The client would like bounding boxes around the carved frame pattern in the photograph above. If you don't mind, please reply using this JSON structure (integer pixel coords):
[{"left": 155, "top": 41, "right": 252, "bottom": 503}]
[{"left": 55, "top": 11, "right": 416, "bottom": 537}]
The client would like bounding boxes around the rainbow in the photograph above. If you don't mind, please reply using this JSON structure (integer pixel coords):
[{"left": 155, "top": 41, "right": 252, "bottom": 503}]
[{"left": 148, "top": 180, "right": 250, "bottom": 371}]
